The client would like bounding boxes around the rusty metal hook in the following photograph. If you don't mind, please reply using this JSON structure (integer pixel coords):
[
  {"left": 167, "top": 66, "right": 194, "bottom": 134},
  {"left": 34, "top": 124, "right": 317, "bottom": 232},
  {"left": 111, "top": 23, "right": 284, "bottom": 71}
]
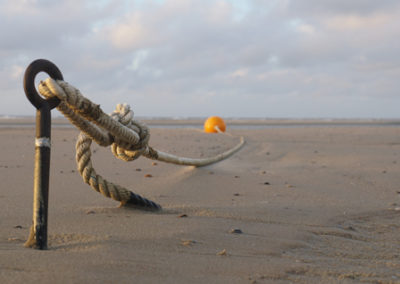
[
  {"left": 23, "top": 59, "right": 63, "bottom": 250},
  {"left": 24, "top": 59, "right": 63, "bottom": 110}
]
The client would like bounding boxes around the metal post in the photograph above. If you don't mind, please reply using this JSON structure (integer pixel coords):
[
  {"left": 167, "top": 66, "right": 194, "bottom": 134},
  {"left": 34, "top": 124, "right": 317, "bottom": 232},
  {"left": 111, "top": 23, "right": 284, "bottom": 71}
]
[{"left": 23, "top": 59, "right": 63, "bottom": 249}]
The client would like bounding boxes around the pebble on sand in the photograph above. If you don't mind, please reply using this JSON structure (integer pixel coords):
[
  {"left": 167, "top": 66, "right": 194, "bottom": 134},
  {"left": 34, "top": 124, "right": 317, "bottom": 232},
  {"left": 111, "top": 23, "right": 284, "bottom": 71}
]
[
  {"left": 144, "top": 174, "right": 153, "bottom": 178},
  {"left": 182, "top": 240, "right": 196, "bottom": 246},
  {"left": 229, "top": 228, "right": 243, "bottom": 234},
  {"left": 217, "top": 249, "right": 227, "bottom": 256}
]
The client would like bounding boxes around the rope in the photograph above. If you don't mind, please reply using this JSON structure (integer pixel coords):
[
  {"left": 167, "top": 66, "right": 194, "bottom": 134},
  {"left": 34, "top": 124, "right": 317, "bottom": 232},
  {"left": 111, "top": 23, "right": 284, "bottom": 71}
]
[{"left": 38, "top": 78, "right": 245, "bottom": 210}]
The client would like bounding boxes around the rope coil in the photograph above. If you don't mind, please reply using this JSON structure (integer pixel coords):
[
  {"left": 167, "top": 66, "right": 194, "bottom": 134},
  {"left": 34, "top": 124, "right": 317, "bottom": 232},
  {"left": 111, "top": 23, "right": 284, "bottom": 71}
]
[{"left": 38, "top": 78, "right": 244, "bottom": 210}]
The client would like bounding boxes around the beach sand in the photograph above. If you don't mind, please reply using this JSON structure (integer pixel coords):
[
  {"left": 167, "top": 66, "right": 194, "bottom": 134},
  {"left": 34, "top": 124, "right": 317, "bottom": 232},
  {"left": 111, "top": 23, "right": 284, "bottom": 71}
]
[{"left": 1, "top": 122, "right": 399, "bottom": 283}]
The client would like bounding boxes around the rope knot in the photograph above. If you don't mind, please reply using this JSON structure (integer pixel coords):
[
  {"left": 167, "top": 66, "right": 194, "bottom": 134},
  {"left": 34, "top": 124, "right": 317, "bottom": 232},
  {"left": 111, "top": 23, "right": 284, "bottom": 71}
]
[{"left": 110, "top": 103, "right": 151, "bottom": 161}]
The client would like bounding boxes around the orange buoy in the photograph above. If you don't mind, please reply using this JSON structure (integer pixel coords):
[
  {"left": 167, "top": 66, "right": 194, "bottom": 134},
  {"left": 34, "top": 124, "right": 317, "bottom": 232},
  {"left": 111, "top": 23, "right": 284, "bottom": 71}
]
[{"left": 204, "top": 116, "right": 226, "bottom": 133}]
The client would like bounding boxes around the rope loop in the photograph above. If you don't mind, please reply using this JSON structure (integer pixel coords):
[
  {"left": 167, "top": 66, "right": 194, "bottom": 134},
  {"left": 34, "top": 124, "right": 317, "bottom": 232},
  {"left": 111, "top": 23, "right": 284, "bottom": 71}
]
[{"left": 39, "top": 78, "right": 151, "bottom": 161}]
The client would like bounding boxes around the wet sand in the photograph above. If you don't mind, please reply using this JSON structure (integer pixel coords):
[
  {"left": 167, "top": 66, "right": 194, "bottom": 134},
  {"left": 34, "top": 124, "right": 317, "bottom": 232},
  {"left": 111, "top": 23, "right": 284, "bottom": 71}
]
[{"left": 0, "top": 121, "right": 399, "bottom": 283}]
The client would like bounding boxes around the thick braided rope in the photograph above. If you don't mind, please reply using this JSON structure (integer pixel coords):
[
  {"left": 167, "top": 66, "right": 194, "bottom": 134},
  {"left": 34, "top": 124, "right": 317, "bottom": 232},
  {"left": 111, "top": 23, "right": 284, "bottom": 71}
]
[
  {"left": 76, "top": 132, "right": 161, "bottom": 209},
  {"left": 38, "top": 78, "right": 244, "bottom": 209},
  {"left": 39, "top": 79, "right": 161, "bottom": 210}
]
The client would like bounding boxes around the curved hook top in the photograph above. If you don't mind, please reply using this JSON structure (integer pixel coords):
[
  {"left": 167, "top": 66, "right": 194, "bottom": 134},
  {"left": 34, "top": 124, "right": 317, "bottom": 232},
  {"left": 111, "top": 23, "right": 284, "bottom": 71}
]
[{"left": 24, "top": 59, "right": 64, "bottom": 110}]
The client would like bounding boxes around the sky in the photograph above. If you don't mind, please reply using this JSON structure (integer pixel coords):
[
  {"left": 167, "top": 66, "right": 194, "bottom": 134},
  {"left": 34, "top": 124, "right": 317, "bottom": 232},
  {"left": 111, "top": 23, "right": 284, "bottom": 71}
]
[{"left": 1, "top": 0, "right": 400, "bottom": 118}]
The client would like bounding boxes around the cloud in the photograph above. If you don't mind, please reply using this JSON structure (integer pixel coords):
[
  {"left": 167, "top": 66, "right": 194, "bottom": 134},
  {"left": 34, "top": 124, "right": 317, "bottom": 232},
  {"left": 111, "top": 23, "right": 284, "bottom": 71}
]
[
  {"left": 288, "top": 0, "right": 400, "bottom": 16},
  {"left": 1, "top": 0, "right": 400, "bottom": 118}
]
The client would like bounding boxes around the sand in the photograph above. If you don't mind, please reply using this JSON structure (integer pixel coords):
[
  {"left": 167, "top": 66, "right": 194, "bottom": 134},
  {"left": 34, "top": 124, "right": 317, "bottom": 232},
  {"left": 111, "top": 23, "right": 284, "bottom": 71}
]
[{"left": 0, "top": 121, "right": 399, "bottom": 283}]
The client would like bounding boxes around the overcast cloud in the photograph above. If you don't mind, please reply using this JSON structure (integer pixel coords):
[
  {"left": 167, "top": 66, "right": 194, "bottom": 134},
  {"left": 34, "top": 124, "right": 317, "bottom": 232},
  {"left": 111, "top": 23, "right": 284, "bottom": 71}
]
[{"left": 1, "top": 0, "right": 400, "bottom": 118}]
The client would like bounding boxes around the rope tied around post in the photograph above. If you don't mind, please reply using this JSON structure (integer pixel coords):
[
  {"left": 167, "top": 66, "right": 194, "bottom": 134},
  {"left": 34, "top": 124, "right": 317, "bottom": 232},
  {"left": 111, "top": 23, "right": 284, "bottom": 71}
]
[
  {"left": 38, "top": 77, "right": 244, "bottom": 210},
  {"left": 23, "top": 59, "right": 245, "bottom": 250}
]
